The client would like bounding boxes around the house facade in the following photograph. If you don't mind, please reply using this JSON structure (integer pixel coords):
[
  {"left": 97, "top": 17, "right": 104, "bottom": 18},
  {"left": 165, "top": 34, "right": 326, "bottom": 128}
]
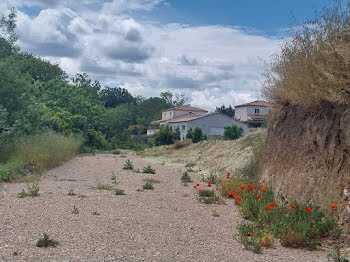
[
  {"left": 147, "top": 105, "right": 249, "bottom": 139},
  {"left": 234, "top": 100, "right": 271, "bottom": 123}
]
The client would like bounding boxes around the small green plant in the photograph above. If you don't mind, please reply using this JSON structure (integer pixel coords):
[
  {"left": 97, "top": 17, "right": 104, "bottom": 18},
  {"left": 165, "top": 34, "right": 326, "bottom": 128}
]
[
  {"left": 17, "top": 189, "right": 28, "bottom": 198},
  {"left": 238, "top": 223, "right": 262, "bottom": 253},
  {"left": 327, "top": 247, "right": 349, "bottom": 262},
  {"left": 123, "top": 159, "right": 134, "bottom": 170},
  {"left": 68, "top": 189, "right": 76, "bottom": 196},
  {"left": 181, "top": 171, "right": 192, "bottom": 185},
  {"left": 142, "top": 165, "right": 155, "bottom": 174},
  {"left": 72, "top": 206, "right": 79, "bottom": 215},
  {"left": 143, "top": 182, "right": 154, "bottom": 190},
  {"left": 197, "top": 189, "right": 219, "bottom": 204},
  {"left": 114, "top": 188, "right": 126, "bottom": 195},
  {"left": 36, "top": 234, "right": 58, "bottom": 248},
  {"left": 27, "top": 183, "right": 40, "bottom": 196}
]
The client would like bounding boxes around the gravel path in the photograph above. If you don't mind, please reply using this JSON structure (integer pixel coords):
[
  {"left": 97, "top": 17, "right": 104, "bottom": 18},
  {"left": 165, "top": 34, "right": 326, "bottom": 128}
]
[{"left": 0, "top": 154, "right": 331, "bottom": 262}]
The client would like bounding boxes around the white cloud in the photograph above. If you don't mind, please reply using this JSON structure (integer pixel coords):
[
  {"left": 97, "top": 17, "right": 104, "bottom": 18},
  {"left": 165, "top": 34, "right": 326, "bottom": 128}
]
[{"left": 3, "top": 0, "right": 282, "bottom": 110}]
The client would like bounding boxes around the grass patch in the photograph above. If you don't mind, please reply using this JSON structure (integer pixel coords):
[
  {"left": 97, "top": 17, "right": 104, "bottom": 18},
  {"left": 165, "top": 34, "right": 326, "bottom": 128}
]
[
  {"left": 142, "top": 165, "right": 156, "bottom": 174},
  {"left": 17, "top": 183, "right": 40, "bottom": 198},
  {"left": 123, "top": 159, "right": 134, "bottom": 170},
  {"left": 197, "top": 189, "right": 219, "bottom": 204},
  {"left": 36, "top": 234, "right": 58, "bottom": 248}
]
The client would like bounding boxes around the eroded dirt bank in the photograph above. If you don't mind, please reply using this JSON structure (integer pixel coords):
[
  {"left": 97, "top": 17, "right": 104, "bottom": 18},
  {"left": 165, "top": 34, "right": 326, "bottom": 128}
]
[{"left": 259, "top": 102, "right": 350, "bottom": 233}]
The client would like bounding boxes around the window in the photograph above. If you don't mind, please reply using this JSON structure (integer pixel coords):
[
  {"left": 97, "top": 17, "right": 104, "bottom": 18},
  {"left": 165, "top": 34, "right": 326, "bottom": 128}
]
[
  {"left": 182, "top": 125, "right": 186, "bottom": 130},
  {"left": 255, "top": 108, "right": 260, "bottom": 114}
]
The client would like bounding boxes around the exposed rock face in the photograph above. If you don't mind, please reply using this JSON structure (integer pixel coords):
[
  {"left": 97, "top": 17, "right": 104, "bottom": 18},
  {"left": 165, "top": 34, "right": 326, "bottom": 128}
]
[{"left": 259, "top": 102, "right": 350, "bottom": 233}]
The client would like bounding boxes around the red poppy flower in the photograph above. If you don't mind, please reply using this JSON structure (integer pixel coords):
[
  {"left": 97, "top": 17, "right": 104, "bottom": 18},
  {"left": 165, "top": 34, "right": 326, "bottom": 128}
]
[
  {"left": 254, "top": 184, "right": 258, "bottom": 188},
  {"left": 257, "top": 195, "right": 261, "bottom": 200},
  {"left": 262, "top": 180, "right": 265, "bottom": 183},
  {"left": 331, "top": 205, "right": 338, "bottom": 210},
  {"left": 247, "top": 184, "right": 252, "bottom": 189},
  {"left": 232, "top": 191, "right": 238, "bottom": 197},
  {"left": 193, "top": 185, "right": 197, "bottom": 189},
  {"left": 321, "top": 237, "right": 326, "bottom": 241},
  {"left": 259, "top": 184, "right": 262, "bottom": 187},
  {"left": 270, "top": 202, "right": 276, "bottom": 207},
  {"left": 265, "top": 206, "right": 271, "bottom": 211},
  {"left": 290, "top": 205, "right": 295, "bottom": 210},
  {"left": 196, "top": 184, "right": 199, "bottom": 187},
  {"left": 250, "top": 233, "right": 254, "bottom": 237},
  {"left": 199, "top": 189, "right": 203, "bottom": 193},
  {"left": 235, "top": 201, "right": 240, "bottom": 205},
  {"left": 236, "top": 197, "right": 242, "bottom": 201},
  {"left": 305, "top": 207, "right": 312, "bottom": 212},
  {"left": 262, "top": 188, "right": 267, "bottom": 192},
  {"left": 207, "top": 184, "right": 212, "bottom": 187},
  {"left": 226, "top": 172, "right": 230, "bottom": 176},
  {"left": 240, "top": 186, "right": 245, "bottom": 190}
]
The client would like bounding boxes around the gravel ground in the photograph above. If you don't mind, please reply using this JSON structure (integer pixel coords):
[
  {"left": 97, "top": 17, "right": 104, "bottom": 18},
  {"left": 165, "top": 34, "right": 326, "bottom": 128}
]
[{"left": 0, "top": 154, "right": 332, "bottom": 262}]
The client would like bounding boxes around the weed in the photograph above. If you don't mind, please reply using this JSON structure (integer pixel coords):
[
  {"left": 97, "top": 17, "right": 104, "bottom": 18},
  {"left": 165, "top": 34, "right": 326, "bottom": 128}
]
[
  {"left": 111, "top": 174, "right": 116, "bottom": 181},
  {"left": 123, "top": 159, "right": 134, "bottom": 170},
  {"left": 327, "top": 247, "right": 349, "bottom": 262},
  {"left": 143, "top": 182, "right": 154, "bottom": 190},
  {"left": 112, "top": 149, "right": 121, "bottom": 155},
  {"left": 17, "top": 189, "right": 28, "bottom": 198},
  {"left": 181, "top": 171, "right": 192, "bottom": 185},
  {"left": 27, "top": 183, "right": 40, "bottom": 196},
  {"left": 238, "top": 223, "right": 262, "bottom": 253},
  {"left": 142, "top": 165, "right": 155, "bottom": 174},
  {"left": 36, "top": 234, "right": 58, "bottom": 248},
  {"left": 68, "top": 189, "right": 76, "bottom": 196},
  {"left": 72, "top": 206, "right": 79, "bottom": 215},
  {"left": 114, "top": 188, "right": 126, "bottom": 195},
  {"left": 333, "top": 228, "right": 342, "bottom": 238}
]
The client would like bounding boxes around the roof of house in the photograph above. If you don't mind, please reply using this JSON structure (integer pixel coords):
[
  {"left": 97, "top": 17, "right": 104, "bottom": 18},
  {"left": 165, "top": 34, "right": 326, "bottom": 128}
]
[
  {"left": 167, "top": 111, "right": 236, "bottom": 123},
  {"left": 247, "top": 114, "right": 267, "bottom": 120},
  {"left": 162, "top": 105, "right": 208, "bottom": 113},
  {"left": 235, "top": 100, "right": 271, "bottom": 108}
]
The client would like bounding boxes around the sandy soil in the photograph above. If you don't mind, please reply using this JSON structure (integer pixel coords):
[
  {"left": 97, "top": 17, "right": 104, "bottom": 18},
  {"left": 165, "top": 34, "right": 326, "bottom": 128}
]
[{"left": 0, "top": 154, "right": 332, "bottom": 262}]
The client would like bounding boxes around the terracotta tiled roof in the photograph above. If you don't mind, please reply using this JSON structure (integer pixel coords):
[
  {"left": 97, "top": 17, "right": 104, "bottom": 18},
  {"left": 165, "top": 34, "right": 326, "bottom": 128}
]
[
  {"left": 235, "top": 100, "right": 271, "bottom": 108},
  {"left": 247, "top": 114, "right": 267, "bottom": 120},
  {"left": 162, "top": 105, "right": 208, "bottom": 113}
]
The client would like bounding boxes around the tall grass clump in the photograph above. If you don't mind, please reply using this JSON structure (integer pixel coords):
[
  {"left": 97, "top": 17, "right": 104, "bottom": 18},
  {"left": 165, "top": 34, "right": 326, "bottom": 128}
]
[
  {"left": 12, "top": 131, "right": 81, "bottom": 172},
  {"left": 263, "top": 0, "right": 350, "bottom": 107}
]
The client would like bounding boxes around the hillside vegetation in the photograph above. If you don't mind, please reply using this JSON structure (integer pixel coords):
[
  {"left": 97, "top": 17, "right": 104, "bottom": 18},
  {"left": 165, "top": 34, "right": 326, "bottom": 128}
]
[{"left": 143, "top": 130, "right": 266, "bottom": 179}]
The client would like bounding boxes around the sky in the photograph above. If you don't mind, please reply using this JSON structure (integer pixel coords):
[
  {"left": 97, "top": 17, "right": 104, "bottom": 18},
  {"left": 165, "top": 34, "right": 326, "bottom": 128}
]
[{"left": 1, "top": 0, "right": 332, "bottom": 110}]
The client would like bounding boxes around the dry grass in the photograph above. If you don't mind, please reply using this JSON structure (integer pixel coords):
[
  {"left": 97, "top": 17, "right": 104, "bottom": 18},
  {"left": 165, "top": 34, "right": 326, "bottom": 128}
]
[{"left": 263, "top": 0, "right": 350, "bottom": 107}]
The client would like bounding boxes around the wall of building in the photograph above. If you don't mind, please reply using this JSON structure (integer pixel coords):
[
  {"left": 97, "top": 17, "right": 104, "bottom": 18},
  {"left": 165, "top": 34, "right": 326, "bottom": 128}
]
[
  {"left": 162, "top": 110, "right": 206, "bottom": 120},
  {"left": 247, "top": 105, "right": 270, "bottom": 116},
  {"left": 235, "top": 106, "right": 248, "bottom": 121}
]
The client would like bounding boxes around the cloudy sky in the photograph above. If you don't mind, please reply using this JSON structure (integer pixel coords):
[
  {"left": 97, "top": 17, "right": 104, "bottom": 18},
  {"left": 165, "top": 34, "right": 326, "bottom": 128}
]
[{"left": 1, "top": 0, "right": 328, "bottom": 110}]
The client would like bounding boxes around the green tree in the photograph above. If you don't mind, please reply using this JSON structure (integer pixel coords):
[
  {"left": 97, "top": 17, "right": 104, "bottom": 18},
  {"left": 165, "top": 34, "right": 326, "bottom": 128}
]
[
  {"left": 160, "top": 91, "right": 188, "bottom": 107},
  {"left": 174, "top": 126, "right": 181, "bottom": 141},
  {"left": 216, "top": 105, "right": 235, "bottom": 117},
  {"left": 224, "top": 124, "right": 243, "bottom": 140},
  {"left": 100, "top": 87, "right": 135, "bottom": 108},
  {"left": 154, "top": 125, "right": 174, "bottom": 145},
  {"left": 192, "top": 127, "right": 203, "bottom": 143}
]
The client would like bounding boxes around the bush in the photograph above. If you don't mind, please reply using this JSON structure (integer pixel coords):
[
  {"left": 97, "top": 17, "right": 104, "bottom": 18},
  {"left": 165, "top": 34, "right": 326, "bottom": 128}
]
[
  {"left": 224, "top": 124, "right": 243, "bottom": 140},
  {"left": 10, "top": 131, "right": 82, "bottom": 173},
  {"left": 174, "top": 126, "right": 181, "bottom": 141},
  {"left": 123, "top": 159, "right": 134, "bottom": 170},
  {"left": 154, "top": 125, "right": 174, "bottom": 146},
  {"left": 142, "top": 165, "right": 156, "bottom": 174},
  {"left": 192, "top": 127, "right": 203, "bottom": 143},
  {"left": 0, "top": 158, "right": 28, "bottom": 182},
  {"left": 197, "top": 189, "right": 219, "bottom": 204},
  {"left": 186, "top": 128, "right": 193, "bottom": 139}
]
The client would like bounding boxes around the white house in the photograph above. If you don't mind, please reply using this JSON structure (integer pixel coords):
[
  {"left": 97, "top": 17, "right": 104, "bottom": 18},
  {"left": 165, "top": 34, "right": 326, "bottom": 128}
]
[
  {"left": 148, "top": 105, "right": 249, "bottom": 139},
  {"left": 234, "top": 100, "right": 271, "bottom": 123}
]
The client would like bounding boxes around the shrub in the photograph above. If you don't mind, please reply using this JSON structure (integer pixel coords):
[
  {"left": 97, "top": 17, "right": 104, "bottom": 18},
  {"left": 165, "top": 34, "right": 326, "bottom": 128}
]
[
  {"left": 192, "top": 127, "right": 203, "bottom": 143},
  {"left": 36, "top": 234, "right": 58, "bottom": 248},
  {"left": 181, "top": 171, "right": 192, "bottom": 185},
  {"left": 217, "top": 178, "right": 244, "bottom": 197},
  {"left": 172, "top": 139, "right": 192, "bottom": 150},
  {"left": 186, "top": 128, "right": 193, "bottom": 139},
  {"left": 143, "top": 182, "right": 154, "bottom": 190},
  {"left": 224, "top": 124, "right": 243, "bottom": 140},
  {"left": 142, "top": 165, "right": 156, "bottom": 174},
  {"left": 154, "top": 125, "right": 174, "bottom": 146},
  {"left": 123, "top": 159, "right": 134, "bottom": 170},
  {"left": 112, "top": 149, "right": 121, "bottom": 154},
  {"left": 0, "top": 158, "right": 29, "bottom": 182},
  {"left": 174, "top": 126, "right": 181, "bottom": 141}
]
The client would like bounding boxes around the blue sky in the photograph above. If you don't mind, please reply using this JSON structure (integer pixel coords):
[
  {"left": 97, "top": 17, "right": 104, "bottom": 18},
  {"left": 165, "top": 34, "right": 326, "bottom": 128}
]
[{"left": 1, "top": 0, "right": 334, "bottom": 109}]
